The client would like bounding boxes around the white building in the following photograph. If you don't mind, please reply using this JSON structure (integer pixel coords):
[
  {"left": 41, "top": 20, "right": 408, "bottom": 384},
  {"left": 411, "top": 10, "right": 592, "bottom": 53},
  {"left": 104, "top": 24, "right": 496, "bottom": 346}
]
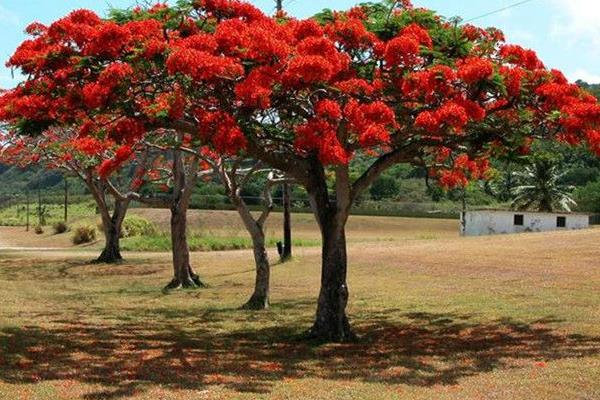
[{"left": 460, "top": 209, "right": 590, "bottom": 236}]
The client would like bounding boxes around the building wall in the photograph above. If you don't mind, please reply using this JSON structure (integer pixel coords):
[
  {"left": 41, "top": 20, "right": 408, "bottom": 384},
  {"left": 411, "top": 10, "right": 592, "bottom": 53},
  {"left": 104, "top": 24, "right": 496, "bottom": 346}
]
[{"left": 461, "top": 211, "right": 589, "bottom": 236}]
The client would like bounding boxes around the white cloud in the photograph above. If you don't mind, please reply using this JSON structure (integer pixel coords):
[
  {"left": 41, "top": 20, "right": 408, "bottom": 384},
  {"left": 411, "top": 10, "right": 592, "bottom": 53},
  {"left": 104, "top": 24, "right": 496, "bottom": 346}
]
[
  {"left": 568, "top": 68, "right": 600, "bottom": 84},
  {"left": 0, "top": 5, "right": 20, "bottom": 27},
  {"left": 551, "top": 0, "right": 600, "bottom": 47}
]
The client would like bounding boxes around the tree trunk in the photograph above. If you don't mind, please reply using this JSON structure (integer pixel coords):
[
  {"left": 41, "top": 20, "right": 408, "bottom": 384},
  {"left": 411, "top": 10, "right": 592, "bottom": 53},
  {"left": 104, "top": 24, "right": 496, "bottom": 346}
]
[
  {"left": 95, "top": 198, "right": 128, "bottom": 264},
  {"left": 305, "top": 163, "right": 356, "bottom": 342},
  {"left": 242, "top": 230, "right": 270, "bottom": 310},
  {"left": 307, "top": 216, "right": 355, "bottom": 342},
  {"left": 165, "top": 204, "right": 205, "bottom": 290},
  {"left": 96, "top": 218, "right": 124, "bottom": 264}
]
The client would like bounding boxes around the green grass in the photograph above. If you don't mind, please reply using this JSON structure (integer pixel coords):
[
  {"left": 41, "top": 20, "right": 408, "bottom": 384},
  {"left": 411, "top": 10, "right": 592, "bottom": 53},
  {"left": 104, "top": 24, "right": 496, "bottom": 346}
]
[
  {"left": 0, "top": 201, "right": 97, "bottom": 226},
  {"left": 121, "top": 233, "right": 321, "bottom": 252}
]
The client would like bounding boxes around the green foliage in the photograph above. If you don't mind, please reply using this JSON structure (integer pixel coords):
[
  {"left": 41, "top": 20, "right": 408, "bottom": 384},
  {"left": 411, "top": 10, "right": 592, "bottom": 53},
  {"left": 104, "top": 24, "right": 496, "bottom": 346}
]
[
  {"left": 370, "top": 175, "right": 400, "bottom": 200},
  {"left": 120, "top": 216, "right": 157, "bottom": 238},
  {"left": 72, "top": 225, "right": 97, "bottom": 245},
  {"left": 574, "top": 181, "right": 600, "bottom": 213},
  {"left": 577, "top": 80, "right": 600, "bottom": 100},
  {"left": 121, "top": 234, "right": 320, "bottom": 252},
  {"left": 511, "top": 157, "right": 576, "bottom": 212},
  {"left": 0, "top": 201, "right": 96, "bottom": 227}
]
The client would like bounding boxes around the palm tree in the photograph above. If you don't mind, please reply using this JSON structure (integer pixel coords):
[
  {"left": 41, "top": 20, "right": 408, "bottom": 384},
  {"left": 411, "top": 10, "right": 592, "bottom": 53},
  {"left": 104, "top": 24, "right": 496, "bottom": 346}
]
[{"left": 511, "top": 158, "right": 577, "bottom": 212}]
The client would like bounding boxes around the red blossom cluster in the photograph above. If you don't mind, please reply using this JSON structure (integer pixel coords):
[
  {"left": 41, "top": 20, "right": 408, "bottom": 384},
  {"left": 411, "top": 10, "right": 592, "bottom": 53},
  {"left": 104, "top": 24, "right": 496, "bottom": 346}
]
[
  {"left": 235, "top": 66, "right": 277, "bottom": 109},
  {"left": 437, "top": 154, "right": 490, "bottom": 189},
  {"left": 384, "top": 23, "right": 432, "bottom": 68},
  {"left": 167, "top": 48, "right": 243, "bottom": 81},
  {"left": 499, "top": 44, "right": 544, "bottom": 70},
  {"left": 97, "top": 145, "right": 134, "bottom": 178},
  {"left": 324, "top": 17, "right": 377, "bottom": 51},
  {"left": 196, "top": 110, "right": 247, "bottom": 155},
  {"left": 456, "top": 57, "right": 494, "bottom": 84},
  {"left": 415, "top": 97, "right": 484, "bottom": 134}
]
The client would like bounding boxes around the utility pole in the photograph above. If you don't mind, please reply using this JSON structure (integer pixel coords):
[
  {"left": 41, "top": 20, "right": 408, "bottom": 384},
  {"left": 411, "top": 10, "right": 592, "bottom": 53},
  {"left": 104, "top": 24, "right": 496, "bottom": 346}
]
[
  {"left": 282, "top": 183, "right": 292, "bottom": 261},
  {"left": 26, "top": 189, "right": 30, "bottom": 232},
  {"left": 461, "top": 185, "right": 467, "bottom": 235},
  {"left": 274, "top": 0, "right": 292, "bottom": 262},
  {"left": 37, "top": 186, "right": 42, "bottom": 227},
  {"left": 64, "top": 176, "right": 68, "bottom": 223}
]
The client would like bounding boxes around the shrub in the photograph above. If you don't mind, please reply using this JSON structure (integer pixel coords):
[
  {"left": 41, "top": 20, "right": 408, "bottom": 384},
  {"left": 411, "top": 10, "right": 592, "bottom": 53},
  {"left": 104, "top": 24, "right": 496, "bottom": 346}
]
[
  {"left": 53, "top": 221, "right": 69, "bottom": 234},
  {"left": 120, "top": 216, "right": 157, "bottom": 238},
  {"left": 72, "top": 225, "right": 97, "bottom": 245},
  {"left": 370, "top": 175, "right": 400, "bottom": 200},
  {"left": 34, "top": 225, "right": 44, "bottom": 235},
  {"left": 574, "top": 180, "right": 600, "bottom": 213}
]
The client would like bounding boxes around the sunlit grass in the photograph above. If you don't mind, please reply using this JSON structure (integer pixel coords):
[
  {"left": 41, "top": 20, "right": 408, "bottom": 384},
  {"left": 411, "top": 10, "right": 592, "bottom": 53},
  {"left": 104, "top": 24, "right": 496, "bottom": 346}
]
[{"left": 0, "top": 226, "right": 599, "bottom": 399}]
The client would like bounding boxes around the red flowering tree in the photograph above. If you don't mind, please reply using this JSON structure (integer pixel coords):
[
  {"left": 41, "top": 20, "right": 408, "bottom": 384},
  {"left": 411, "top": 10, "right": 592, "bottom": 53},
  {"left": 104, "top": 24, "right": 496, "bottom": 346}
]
[
  {"left": 169, "top": 1, "right": 599, "bottom": 341},
  {"left": 102, "top": 133, "right": 210, "bottom": 289},
  {"left": 0, "top": 127, "right": 140, "bottom": 263},
  {"left": 0, "top": 5, "right": 246, "bottom": 288}
]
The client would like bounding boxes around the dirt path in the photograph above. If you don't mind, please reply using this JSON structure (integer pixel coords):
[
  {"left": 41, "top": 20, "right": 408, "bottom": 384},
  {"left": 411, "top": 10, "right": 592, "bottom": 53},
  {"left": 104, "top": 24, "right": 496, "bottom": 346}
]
[{"left": 0, "top": 226, "right": 77, "bottom": 251}]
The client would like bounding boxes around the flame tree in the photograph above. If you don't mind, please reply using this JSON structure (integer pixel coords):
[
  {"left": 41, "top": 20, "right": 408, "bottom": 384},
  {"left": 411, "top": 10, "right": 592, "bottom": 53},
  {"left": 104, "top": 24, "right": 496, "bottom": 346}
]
[
  {"left": 184, "top": 0, "right": 600, "bottom": 341},
  {"left": 0, "top": 128, "right": 142, "bottom": 263}
]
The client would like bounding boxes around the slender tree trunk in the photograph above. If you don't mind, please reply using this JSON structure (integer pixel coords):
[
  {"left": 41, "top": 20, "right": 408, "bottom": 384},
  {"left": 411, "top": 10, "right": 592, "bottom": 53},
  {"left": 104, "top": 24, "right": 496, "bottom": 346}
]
[
  {"left": 165, "top": 203, "right": 205, "bottom": 290},
  {"left": 241, "top": 228, "right": 270, "bottom": 309},
  {"left": 96, "top": 199, "right": 129, "bottom": 264},
  {"left": 231, "top": 197, "right": 271, "bottom": 310},
  {"left": 86, "top": 175, "right": 129, "bottom": 264}
]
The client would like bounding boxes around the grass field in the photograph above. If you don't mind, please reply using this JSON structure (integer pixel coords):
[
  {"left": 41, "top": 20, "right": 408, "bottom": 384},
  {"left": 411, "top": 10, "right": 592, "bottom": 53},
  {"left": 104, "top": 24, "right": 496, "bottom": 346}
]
[
  {"left": 0, "top": 212, "right": 599, "bottom": 399},
  {"left": 0, "top": 209, "right": 459, "bottom": 250}
]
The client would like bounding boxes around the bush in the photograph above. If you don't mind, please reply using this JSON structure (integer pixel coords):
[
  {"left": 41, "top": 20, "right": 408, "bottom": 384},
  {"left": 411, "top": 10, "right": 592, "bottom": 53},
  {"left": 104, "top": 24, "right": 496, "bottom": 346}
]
[
  {"left": 34, "top": 225, "right": 44, "bottom": 235},
  {"left": 53, "top": 221, "right": 69, "bottom": 234},
  {"left": 370, "top": 175, "right": 400, "bottom": 200},
  {"left": 574, "top": 180, "right": 600, "bottom": 213},
  {"left": 120, "top": 216, "right": 157, "bottom": 238},
  {"left": 72, "top": 225, "right": 97, "bottom": 245}
]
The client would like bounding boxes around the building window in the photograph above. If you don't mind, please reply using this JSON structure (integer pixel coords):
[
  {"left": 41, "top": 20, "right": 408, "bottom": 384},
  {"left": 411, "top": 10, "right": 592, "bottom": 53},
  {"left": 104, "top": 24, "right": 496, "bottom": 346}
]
[
  {"left": 557, "top": 216, "right": 566, "bottom": 228},
  {"left": 514, "top": 214, "right": 524, "bottom": 226}
]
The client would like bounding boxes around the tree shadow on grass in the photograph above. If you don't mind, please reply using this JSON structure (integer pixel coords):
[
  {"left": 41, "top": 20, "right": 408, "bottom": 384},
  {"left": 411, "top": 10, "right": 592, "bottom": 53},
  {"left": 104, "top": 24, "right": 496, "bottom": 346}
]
[{"left": 0, "top": 308, "right": 598, "bottom": 399}]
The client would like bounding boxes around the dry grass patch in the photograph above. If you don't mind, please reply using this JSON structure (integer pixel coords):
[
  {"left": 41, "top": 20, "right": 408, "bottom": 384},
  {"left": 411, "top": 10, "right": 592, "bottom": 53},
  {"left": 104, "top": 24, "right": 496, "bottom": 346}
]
[{"left": 0, "top": 225, "right": 599, "bottom": 399}]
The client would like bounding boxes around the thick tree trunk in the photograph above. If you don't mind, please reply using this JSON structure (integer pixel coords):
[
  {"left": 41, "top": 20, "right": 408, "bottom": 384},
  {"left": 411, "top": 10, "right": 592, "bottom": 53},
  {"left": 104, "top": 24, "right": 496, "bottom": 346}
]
[
  {"left": 307, "top": 218, "right": 355, "bottom": 342},
  {"left": 242, "top": 230, "right": 271, "bottom": 310},
  {"left": 305, "top": 164, "right": 356, "bottom": 342},
  {"left": 95, "top": 199, "right": 128, "bottom": 264},
  {"left": 164, "top": 204, "right": 205, "bottom": 290}
]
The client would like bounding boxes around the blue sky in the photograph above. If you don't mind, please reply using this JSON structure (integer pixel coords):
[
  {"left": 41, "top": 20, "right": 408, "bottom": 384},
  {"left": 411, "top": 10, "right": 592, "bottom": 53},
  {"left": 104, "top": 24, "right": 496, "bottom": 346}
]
[{"left": 1, "top": 0, "right": 599, "bottom": 88}]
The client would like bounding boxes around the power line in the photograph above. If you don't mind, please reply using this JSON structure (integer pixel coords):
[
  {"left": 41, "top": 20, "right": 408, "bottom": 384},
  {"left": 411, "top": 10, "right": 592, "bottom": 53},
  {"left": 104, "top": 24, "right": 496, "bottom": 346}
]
[{"left": 465, "top": 0, "right": 537, "bottom": 22}]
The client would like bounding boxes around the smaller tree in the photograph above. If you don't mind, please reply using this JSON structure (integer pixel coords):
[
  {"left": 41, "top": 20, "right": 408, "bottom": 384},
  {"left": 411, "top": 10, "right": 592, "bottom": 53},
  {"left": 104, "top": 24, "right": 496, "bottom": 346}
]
[
  {"left": 193, "top": 150, "right": 292, "bottom": 309},
  {"left": 0, "top": 128, "right": 138, "bottom": 263},
  {"left": 103, "top": 136, "right": 209, "bottom": 290}
]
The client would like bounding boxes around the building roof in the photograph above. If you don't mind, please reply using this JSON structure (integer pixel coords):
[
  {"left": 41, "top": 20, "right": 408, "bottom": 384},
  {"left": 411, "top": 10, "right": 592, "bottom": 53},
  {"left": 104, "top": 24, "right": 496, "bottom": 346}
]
[{"left": 465, "top": 209, "right": 590, "bottom": 216}]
